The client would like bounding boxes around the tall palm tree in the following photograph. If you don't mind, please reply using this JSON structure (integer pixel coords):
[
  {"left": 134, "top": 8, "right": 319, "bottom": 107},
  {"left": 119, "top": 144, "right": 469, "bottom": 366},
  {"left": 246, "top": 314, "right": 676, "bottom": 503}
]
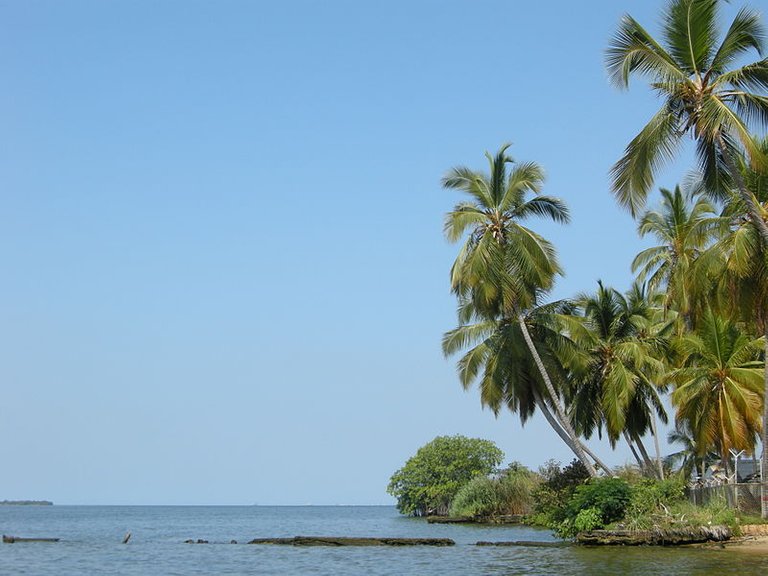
[
  {"left": 608, "top": 0, "right": 768, "bottom": 517},
  {"left": 670, "top": 309, "right": 764, "bottom": 468},
  {"left": 606, "top": 0, "right": 768, "bottom": 240},
  {"left": 442, "top": 144, "right": 605, "bottom": 476},
  {"left": 564, "top": 281, "right": 669, "bottom": 478},
  {"left": 632, "top": 185, "right": 722, "bottom": 328},
  {"left": 707, "top": 139, "right": 768, "bottom": 511}
]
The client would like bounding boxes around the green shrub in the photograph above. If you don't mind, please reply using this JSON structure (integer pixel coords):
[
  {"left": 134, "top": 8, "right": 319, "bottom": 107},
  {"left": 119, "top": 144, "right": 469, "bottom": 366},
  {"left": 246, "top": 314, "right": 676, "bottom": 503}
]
[
  {"left": 387, "top": 435, "right": 504, "bottom": 516},
  {"left": 622, "top": 476, "right": 687, "bottom": 530},
  {"left": 574, "top": 507, "right": 604, "bottom": 533},
  {"left": 567, "top": 478, "right": 632, "bottom": 525},
  {"left": 450, "top": 476, "right": 504, "bottom": 517},
  {"left": 497, "top": 462, "right": 539, "bottom": 515},
  {"left": 532, "top": 459, "right": 591, "bottom": 525},
  {"left": 449, "top": 462, "right": 539, "bottom": 517}
]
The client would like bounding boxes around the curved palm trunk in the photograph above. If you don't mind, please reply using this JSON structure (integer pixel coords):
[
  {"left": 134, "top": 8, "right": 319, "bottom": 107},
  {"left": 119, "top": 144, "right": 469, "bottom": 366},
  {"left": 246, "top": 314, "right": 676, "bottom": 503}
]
[
  {"left": 624, "top": 431, "right": 646, "bottom": 470},
  {"left": 632, "top": 432, "right": 658, "bottom": 479},
  {"left": 649, "top": 412, "right": 665, "bottom": 480},
  {"left": 518, "top": 314, "right": 598, "bottom": 477},
  {"left": 533, "top": 389, "right": 612, "bottom": 475}
]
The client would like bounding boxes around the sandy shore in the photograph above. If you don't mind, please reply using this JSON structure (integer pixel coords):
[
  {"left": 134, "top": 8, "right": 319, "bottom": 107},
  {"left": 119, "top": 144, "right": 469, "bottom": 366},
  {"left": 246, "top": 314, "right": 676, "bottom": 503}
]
[
  {"left": 719, "top": 535, "right": 768, "bottom": 553},
  {"left": 716, "top": 526, "right": 768, "bottom": 553}
]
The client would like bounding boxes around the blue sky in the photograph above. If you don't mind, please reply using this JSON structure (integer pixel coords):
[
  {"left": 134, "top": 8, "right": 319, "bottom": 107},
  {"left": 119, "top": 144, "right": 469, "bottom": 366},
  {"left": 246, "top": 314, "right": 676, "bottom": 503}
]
[{"left": 0, "top": 0, "right": 751, "bottom": 505}]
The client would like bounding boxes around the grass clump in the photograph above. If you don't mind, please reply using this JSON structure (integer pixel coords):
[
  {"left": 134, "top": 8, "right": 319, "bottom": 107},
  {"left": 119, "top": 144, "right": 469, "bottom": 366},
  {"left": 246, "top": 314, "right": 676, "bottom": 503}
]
[{"left": 449, "top": 462, "right": 539, "bottom": 518}]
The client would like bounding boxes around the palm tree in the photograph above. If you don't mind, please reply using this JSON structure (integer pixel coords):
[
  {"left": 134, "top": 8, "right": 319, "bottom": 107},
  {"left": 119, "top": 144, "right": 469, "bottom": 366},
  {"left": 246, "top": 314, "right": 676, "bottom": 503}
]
[
  {"left": 666, "top": 420, "right": 720, "bottom": 480},
  {"left": 442, "top": 144, "right": 605, "bottom": 476},
  {"left": 442, "top": 300, "right": 609, "bottom": 475},
  {"left": 670, "top": 309, "right": 764, "bottom": 468},
  {"left": 632, "top": 185, "right": 722, "bottom": 328},
  {"left": 707, "top": 139, "right": 768, "bottom": 510},
  {"left": 564, "top": 281, "right": 669, "bottom": 478},
  {"left": 606, "top": 0, "right": 768, "bottom": 240},
  {"left": 608, "top": 0, "right": 768, "bottom": 517}
]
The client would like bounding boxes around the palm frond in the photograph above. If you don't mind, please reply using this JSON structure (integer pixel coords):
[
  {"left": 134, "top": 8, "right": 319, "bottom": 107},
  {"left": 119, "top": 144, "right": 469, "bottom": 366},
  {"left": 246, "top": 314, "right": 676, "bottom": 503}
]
[
  {"left": 662, "top": 0, "right": 718, "bottom": 77},
  {"left": 611, "top": 104, "right": 682, "bottom": 215},
  {"left": 607, "top": 13, "right": 687, "bottom": 88},
  {"left": 710, "top": 8, "right": 766, "bottom": 73}
]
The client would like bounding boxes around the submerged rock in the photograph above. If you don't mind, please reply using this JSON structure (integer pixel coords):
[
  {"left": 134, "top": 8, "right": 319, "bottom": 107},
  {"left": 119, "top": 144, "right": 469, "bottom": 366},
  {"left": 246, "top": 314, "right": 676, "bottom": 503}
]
[
  {"left": 576, "top": 526, "right": 731, "bottom": 546},
  {"left": 247, "top": 536, "right": 455, "bottom": 546},
  {"left": 476, "top": 540, "right": 572, "bottom": 548}
]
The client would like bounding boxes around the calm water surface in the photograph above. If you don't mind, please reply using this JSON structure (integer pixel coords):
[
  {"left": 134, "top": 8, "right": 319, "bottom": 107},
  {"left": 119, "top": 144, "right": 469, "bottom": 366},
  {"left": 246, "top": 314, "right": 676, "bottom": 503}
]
[{"left": 1, "top": 506, "right": 766, "bottom": 575}]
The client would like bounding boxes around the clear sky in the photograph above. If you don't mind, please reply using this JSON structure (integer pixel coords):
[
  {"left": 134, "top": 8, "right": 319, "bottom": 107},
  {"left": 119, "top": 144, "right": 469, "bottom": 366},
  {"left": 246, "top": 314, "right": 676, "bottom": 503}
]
[{"left": 0, "top": 0, "right": 752, "bottom": 505}]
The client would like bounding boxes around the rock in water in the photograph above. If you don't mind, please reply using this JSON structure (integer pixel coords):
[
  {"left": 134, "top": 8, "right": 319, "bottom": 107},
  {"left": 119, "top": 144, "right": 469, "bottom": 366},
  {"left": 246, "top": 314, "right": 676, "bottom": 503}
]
[{"left": 247, "top": 536, "right": 455, "bottom": 546}]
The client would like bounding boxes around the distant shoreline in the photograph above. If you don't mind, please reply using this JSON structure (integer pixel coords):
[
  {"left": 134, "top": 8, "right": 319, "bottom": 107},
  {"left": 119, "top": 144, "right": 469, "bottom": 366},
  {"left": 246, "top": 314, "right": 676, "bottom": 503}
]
[{"left": 0, "top": 500, "right": 53, "bottom": 506}]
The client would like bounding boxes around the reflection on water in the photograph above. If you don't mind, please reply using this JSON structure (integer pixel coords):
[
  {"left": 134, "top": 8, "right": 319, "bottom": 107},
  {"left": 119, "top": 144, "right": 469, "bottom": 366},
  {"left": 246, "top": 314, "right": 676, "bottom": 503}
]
[{"left": 0, "top": 506, "right": 766, "bottom": 575}]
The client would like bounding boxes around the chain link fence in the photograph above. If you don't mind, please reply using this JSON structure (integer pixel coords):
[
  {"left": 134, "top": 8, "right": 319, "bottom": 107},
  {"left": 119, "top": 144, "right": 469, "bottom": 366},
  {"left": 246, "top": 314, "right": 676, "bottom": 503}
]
[{"left": 687, "top": 483, "right": 766, "bottom": 514}]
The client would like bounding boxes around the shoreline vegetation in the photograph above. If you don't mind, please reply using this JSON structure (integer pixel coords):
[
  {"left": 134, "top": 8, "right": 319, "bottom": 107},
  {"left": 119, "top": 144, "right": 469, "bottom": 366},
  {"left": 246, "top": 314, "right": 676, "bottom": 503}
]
[
  {"left": 388, "top": 436, "right": 768, "bottom": 546},
  {"left": 430, "top": 0, "right": 768, "bottom": 549},
  {"left": 0, "top": 500, "right": 52, "bottom": 506}
]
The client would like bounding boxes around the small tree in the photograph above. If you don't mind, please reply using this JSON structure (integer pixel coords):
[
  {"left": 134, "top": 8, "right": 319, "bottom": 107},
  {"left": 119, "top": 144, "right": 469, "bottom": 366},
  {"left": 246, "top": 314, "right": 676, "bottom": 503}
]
[{"left": 387, "top": 435, "right": 503, "bottom": 516}]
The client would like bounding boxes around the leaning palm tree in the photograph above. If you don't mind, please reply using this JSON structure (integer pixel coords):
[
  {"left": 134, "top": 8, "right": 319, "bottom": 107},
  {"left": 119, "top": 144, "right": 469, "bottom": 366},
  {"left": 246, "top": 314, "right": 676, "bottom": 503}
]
[
  {"left": 442, "top": 299, "right": 609, "bottom": 475},
  {"left": 442, "top": 144, "right": 605, "bottom": 476},
  {"left": 670, "top": 309, "right": 764, "bottom": 468},
  {"left": 606, "top": 0, "right": 768, "bottom": 240}
]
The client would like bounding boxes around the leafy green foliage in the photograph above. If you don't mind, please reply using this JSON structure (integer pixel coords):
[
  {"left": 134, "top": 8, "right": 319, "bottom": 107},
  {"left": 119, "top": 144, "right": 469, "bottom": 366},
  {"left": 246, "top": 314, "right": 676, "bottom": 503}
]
[
  {"left": 622, "top": 477, "right": 687, "bottom": 530},
  {"left": 386, "top": 435, "right": 503, "bottom": 517},
  {"left": 573, "top": 507, "right": 603, "bottom": 533},
  {"left": 555, "top": 478, "right": 632, "bottom": 537},
  {"left": 530, "top": 459, "right": 590, "bottom": 526},
  {"left": 449, "top": 462, "right": 539, "bottom": 517},
  {"left": 568, "top": 478, "right": 632, "bottom": 524},
  {"left": 449, "top": 476, "right": 502, "bottom": 518}
]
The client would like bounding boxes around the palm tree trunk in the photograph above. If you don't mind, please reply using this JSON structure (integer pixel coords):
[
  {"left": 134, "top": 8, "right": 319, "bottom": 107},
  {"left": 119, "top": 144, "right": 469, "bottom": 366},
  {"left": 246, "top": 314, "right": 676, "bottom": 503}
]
[
  {"left": 533, "top": 389, "right": 612, "bottom": 475},
  {"left": 581, "top": 442, "right": 613, "bottom": 476},
  {"left": 623, "top": 431, "right": 645, "bottom": 470},
  {"left": 632, "top": 432, "right": 658, "bottom": 478},
  {"left": 532, "top": 389, "right": 581, "bottom": 453},
  {"left": 518, "top": 314, "right": 598, "bottom": 477},
  {"left": 649, "top": 412, "right": 665, "bottom": 480},
  {"left": 763, "top": 329, "right": 768, "bottom": 518}
]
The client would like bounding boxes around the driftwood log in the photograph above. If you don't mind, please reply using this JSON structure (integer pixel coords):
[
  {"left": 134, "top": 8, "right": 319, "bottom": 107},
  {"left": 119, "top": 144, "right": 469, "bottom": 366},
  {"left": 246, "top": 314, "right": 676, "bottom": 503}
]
[
  {"left": 3, "top": 535, "right": 60, "bottom": 543},
  {"left": 576, "top": 526, "right": 731, "bottom": 546},
  {"left": 247, "top": 536, "right": 455, "bottom": 546}
]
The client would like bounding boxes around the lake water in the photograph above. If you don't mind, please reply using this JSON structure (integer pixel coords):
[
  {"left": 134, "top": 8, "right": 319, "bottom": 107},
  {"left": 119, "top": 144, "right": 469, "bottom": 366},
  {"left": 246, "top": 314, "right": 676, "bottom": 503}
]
[{"left": 1, "top": 505, "right": 766, "bottom": 575}]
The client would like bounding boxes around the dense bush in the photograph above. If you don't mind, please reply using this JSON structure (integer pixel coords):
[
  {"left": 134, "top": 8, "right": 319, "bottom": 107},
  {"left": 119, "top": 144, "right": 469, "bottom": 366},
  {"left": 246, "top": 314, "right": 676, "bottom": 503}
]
[
  {"left": 530, "top": 459, "right": 591, "bottom": 526},
  {"left": 555, "top": 477, "right": 632, "bottom": 537},
  {"left": 449, "top": 476, "right": 502, "bottom": 517},
  {"left": 624, "top": 477, "right": 686, "bottom": 526},
  {"left": 449, "top": 462, "right": 539, "bottom": 517},
  {"left": 387, "top": 435, "right": 504, "bottom": 516}
]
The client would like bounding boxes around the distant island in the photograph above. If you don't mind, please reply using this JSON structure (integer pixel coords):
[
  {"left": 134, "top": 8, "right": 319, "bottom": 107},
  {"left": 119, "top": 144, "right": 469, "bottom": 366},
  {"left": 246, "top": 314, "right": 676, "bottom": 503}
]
[{"left": 0, "top": 500, "right": 53, "bottom": 506}]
